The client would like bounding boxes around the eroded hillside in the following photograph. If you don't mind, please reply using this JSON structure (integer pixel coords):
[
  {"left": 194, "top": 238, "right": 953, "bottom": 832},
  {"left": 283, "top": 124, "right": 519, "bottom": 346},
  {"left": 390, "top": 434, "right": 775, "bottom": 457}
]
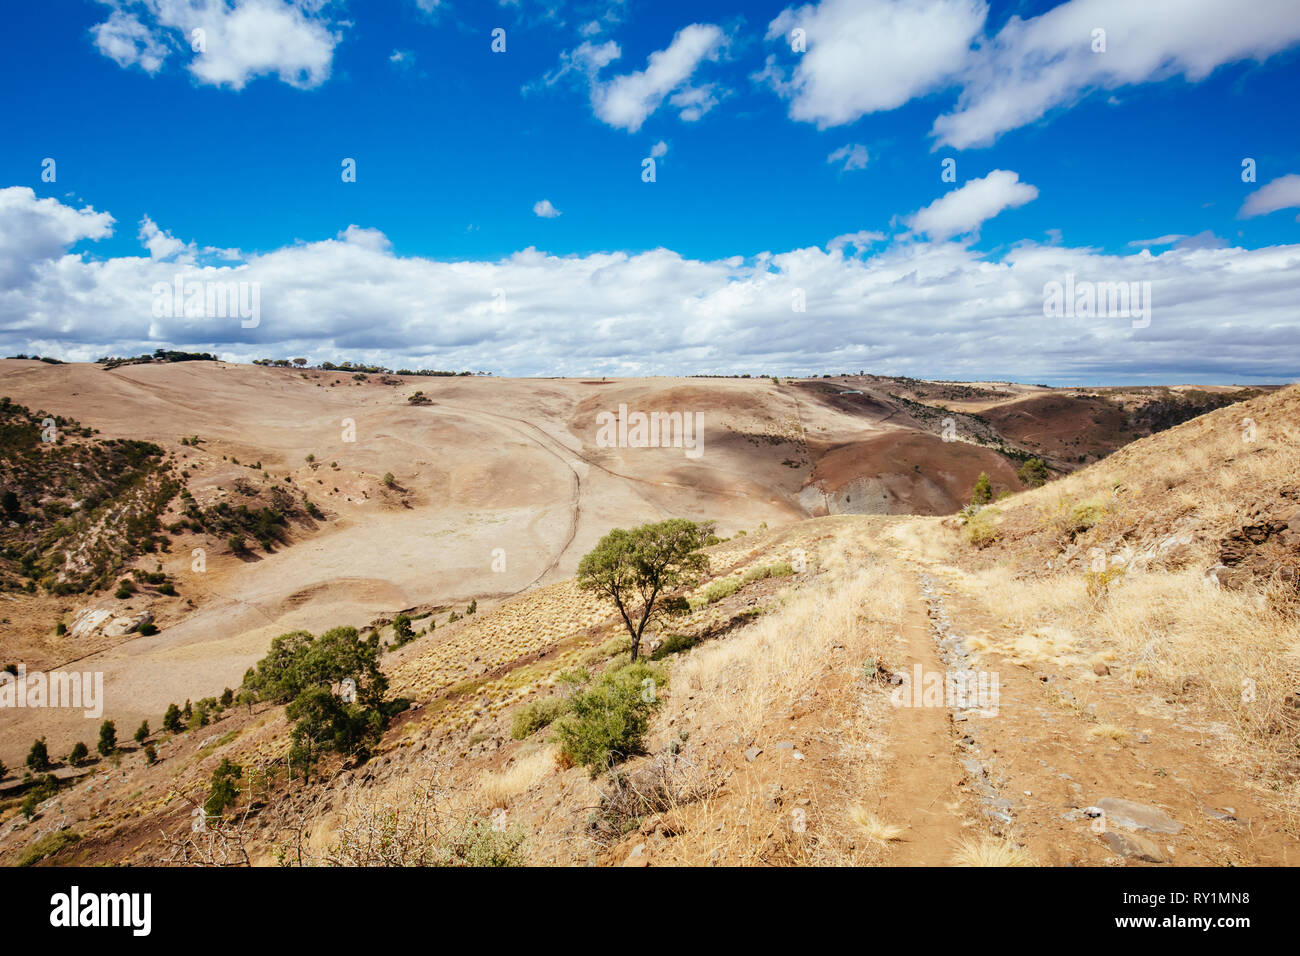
[{"left": 2, "top": 385, "right": 1295, "bottom": 867}]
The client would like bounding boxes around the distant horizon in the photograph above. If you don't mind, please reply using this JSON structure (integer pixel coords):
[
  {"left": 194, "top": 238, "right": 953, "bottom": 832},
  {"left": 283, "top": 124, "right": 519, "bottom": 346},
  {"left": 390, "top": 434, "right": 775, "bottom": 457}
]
[{"left": 2, "top": 353, "right": 1289, "bottom": 391}]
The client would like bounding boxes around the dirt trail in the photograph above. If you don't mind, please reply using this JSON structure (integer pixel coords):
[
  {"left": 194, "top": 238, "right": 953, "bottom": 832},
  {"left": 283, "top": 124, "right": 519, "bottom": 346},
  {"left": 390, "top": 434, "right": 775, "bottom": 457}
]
[
  {"left": 901, "top": 557, "right": 1296, "bottom": 866},
  {"left": 874, "top": 567, "right": 971, "bottom": 864}
]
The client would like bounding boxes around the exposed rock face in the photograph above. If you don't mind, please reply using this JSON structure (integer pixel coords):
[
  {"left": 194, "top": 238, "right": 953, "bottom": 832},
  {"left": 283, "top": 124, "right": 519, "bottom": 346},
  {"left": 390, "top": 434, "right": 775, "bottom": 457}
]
[{"left": 70, "top": 605, "right": 153, "bottom": 640}]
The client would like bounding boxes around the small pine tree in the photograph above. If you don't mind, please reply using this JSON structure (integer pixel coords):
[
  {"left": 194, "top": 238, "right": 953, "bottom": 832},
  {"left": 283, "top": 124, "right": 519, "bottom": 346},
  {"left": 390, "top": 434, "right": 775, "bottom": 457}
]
[
  {"left": 135, "top": 720, "right": 150, "bottom": 744},
  {"left": 163, "top": 703, "right": 182, "bottom": 733},
  {"left": 69, "top": 742, "right": 89, "bottom": 766},
  {"left": 144, "top": 743, "right": 158, "bottom": 765},
  {"left": 970, "top": 472, "right": 993, "bottom": 506},
  {"left": 98, "top": 720, "right": 117, "bottom": 756},
  {"left": 27, "top": 737, "right": 50, "bottom": 772},
  {"left": 467, "top": 600, "right": 477, "bottom": 615}
]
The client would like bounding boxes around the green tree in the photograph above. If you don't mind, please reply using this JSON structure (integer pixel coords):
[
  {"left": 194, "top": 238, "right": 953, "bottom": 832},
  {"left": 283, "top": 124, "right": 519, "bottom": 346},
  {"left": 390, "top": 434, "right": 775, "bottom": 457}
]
[
  {"left": 134, "top": 720, "right": 150, "bottom": 744},
  {"left": 68, "top": 742, "right": 89, "bottom": 766},
  {"left": 27, "top": 737, "right": 50, "bottom": 772},
  {"left": 970, "top": 472, "right": 993, "bottom": 506},
  {"left": 163, "top": 702, "right": 182, "bottom": 733},
  {"left": 392, "top": 613, "right": 414, "bottom": 645},
  {"left": 97, "top": 720, "right": 117, "bottom": 756},
  {"left": 576, "top": 519, "right": 713, "bottom": 661},
  {"left": 1017, "top": 457, "right": 1050, "bottom": 488},
  {"left": 204, "top": 758, "right": 243, "bottom": 817}
]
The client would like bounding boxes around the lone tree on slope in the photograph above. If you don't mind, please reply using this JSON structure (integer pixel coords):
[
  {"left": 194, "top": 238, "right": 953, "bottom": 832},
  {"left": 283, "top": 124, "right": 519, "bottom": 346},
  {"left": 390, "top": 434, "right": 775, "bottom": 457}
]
[{"left": 577, "top": 518, "right": 713, "bottom": 662}]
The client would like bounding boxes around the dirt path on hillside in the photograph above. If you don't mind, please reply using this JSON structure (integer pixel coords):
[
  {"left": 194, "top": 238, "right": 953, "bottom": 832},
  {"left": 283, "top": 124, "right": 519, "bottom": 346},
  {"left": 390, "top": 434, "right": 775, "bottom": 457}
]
[
  {"left": 873, "top": 569, "right": 971, "bottom": 865},
  {"left": 896, "top": 556, "right": 1297, "bottom": 866}
]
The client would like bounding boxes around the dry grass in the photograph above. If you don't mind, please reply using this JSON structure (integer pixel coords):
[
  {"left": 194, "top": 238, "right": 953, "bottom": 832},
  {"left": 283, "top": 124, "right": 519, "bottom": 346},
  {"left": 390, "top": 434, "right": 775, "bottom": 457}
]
[
  {"left": 850, "top": 806, "right": 904, "bottom": 843},
  {"left": 950, "top": 833, "right": 1036, "bottom": 867},
  {"left": 668, "top": 561, "right": 907, "bottom": 742},
  {"left": 474, "top": 747, "right": 556, "bottom": 809}
]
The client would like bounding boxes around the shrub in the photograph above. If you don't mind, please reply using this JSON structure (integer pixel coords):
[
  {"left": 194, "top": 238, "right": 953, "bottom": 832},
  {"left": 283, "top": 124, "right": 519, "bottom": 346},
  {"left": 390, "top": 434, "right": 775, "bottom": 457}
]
[
  {"left": 382, "top": 472, "right": 396, "bottom": 489},
  {"left": 144, "top": 743, "right": 158, "bottom": 764},
  {"left": 1016, "top": 457, "right": 1050, "bottom": 488},
  {"left": 204, "top": 758, "right": 243, "bottom": 818},
  {"left": 432, "top": 819, "right": 526, "bottom": 867},
  {"left": 964, "top": 508, "right": 1001, "bottom": 548},
  {"left": 510, "top": 697, "right": 571, "bottom": 739},
  {"left": 650, "top": 632, "right": 701, "bottom": 659},
  {"left": 1085, "top": 566, "right": 1126, "bottom": 601},
  {"left": 970, "top": 472, "right": 993, "bottom": 506},
  {"left": 68, "top": 742, "right": 89, "bottom": 766},
  {"left": 17, "top": 829, "right": 79, "bottom": 867},
  {"left": 134, "top": 720, "right": 150, "bottom": 744},
  {"left": 551, "top": 661, "right": 666, "bottom": 774}
]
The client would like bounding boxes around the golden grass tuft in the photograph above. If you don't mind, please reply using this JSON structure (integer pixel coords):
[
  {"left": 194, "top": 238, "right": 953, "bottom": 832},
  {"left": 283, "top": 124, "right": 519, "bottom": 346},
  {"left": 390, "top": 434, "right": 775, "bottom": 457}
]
[
  {"left": 950, "top": 834, "right": 1035, "bottom": 867},
  {"left": 849, "top": 806, "right": 904, "bottom": 843}
]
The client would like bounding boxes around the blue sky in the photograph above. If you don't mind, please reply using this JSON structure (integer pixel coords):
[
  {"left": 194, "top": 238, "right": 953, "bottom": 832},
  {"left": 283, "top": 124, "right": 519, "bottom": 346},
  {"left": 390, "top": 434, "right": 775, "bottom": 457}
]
[{"left": 2, "top": 0, "right": 1299, "bottom": 382}]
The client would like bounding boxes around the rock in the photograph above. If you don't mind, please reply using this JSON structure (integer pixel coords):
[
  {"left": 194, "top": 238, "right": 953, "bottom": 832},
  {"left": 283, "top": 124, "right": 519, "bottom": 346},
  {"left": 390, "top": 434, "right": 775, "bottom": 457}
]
[
  {"left": 764, "top": 784, "right": 784, "bottom": 810},
  {"left": 103, "top": 611, "right": 153, "bottom": 639},
  {"left": 1095, "top": 797, "right": 1183, "bottom": 834},
  {"left": 1202, "top": 806, "right": 1239, "bottom": 823},
  {"left": 1101, "top": 830, "right": 1170, "bottom": 863},
  {"left": 772, "top": 741, "right": 795, "bottom": 750},
  {"left": 1092, "top": 662, "right": 1110, "bottom": 676},
  {"left": 744, "top": 747, "right": 762, "bottom": 762},
  {"left": 621, "top": 843, "right": 649, "bottom": 867}
]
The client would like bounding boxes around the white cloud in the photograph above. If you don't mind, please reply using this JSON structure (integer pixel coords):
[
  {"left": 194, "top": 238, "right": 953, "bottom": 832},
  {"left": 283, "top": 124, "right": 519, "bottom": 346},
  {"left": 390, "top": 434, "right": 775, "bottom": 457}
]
[
  {"left": 546, "top": 24, "right": 729, "bottom": 132},
  {"left": 389, "top": 49, "right": 414, "bottom": 67},
  {"left": 650, "top": 140, "right": 668, "bottom": 158},
  {"left": 827, "top": 230, "right": 887, "bottom": 254},
  {"left": 138, "top": 215, "right": 194, "bottom": 261},
  {"left": 760, "top": 0, "right": 1300, "bottom": 149},
  {"left": 533, "top": 199, "right": 562, "bottom": 218},
  {"left": 4, "top": 186, "right": 1299, "bottom": 383},
  {"left": 90, "top": 0, "right": 342, "bottom": 91},
  {"left": 0, "top": 187, "right": 114, "bottom": 290},
  {"left": 761, "top": 0, "right": 986, "bottom": 128},
  {"left": 1127, "top": 235, "right": 1186, "bottom": 248},
  {"left": 904, "top": 170, "right": 1038, "bottom": 240},
  {"left": 1240, "top": 174, "right": 1300, "bottom": 219},
  {"left": 933, "top": 0, "right": 1300, "bottom": 149},
  {"left": 91, "top": 10, "right": 170, "bottom": 74},
  {"left": 827, "top": 144, "right": 869, "bottom": 172}
]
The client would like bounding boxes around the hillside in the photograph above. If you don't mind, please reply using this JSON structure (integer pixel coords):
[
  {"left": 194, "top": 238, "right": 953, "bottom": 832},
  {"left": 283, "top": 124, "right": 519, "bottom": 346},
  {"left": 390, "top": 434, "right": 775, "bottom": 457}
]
[{"left": 0, "top": 373, "right": 1292, "bottom": 867}]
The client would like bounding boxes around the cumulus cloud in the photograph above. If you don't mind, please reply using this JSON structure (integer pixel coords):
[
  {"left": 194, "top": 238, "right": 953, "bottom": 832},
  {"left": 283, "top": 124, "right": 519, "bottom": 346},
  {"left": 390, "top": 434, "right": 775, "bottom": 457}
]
[
  {"left": 935, "top": 0, "right": 1300, "bottom": 149},
  {"left": 650, "top": 140, "right": 668, "bottom": 158},
  {"left": 543, "top": 24, "right": 729, "bottom": 132},
  {"left": 90, "top": 0, "right": 342, "bottom": 90},
  {"left": 533, "top": 199, "right": 562, "bottom": 218},
  {"left": 3, "top": 186, "right": 1299, "bottom": 383},
  {"left": 760, "top": 0, "right": 1300, "bottom": 149},
  {"left": 92, "top": 9, "right": 170, "bottom": 74},
  {"left": 827, "top": 144, "right": 869, "bottom": 172},
  {"left": 904, "top": 170, "right": 1038, "bottom": 240},
  {"left": 0, "top": 188, "right": 115, "bottom": 290},
  {"left": 760, "top": 0, "right": 986, "bottom": 128},
  {"left": 1240, "top": 173, "right": 1300, "bottom": 219}
]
